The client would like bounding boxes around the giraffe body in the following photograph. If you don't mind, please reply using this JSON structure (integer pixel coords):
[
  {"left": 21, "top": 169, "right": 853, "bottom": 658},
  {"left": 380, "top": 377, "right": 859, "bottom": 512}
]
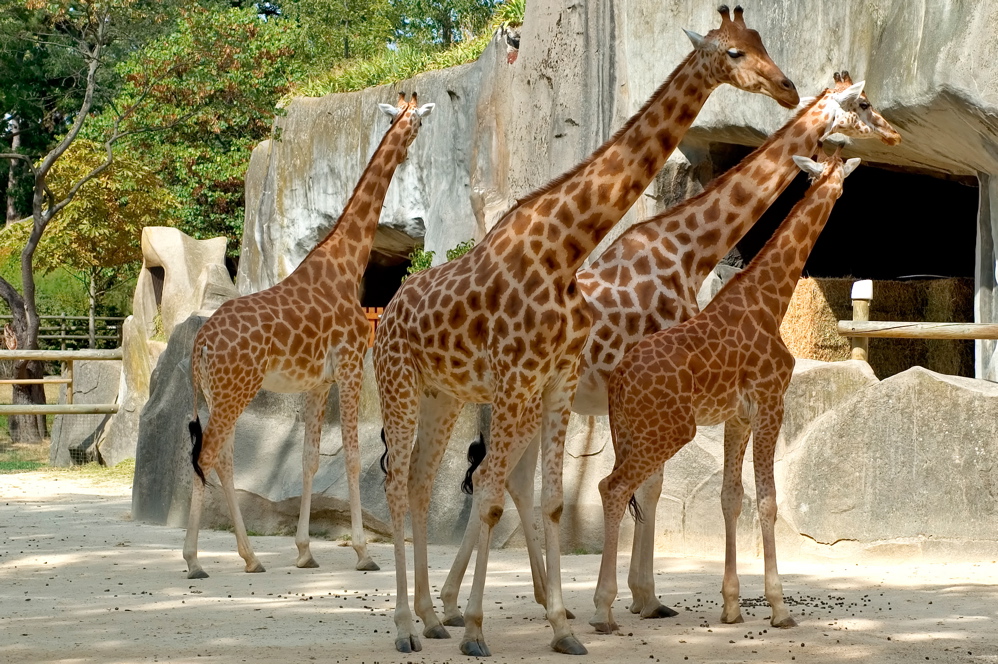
[
  {"left": 441, "top": 73, "right": 900, "bottom": 623},
  {"left": 375, "top": 6, "right": 799, "bottom": 656},
  {"left": 183, "top": 94, "right": 433, "bottom": 579},
  {"left": 591, "top": 149, "right": 861, "bottom": 634}
]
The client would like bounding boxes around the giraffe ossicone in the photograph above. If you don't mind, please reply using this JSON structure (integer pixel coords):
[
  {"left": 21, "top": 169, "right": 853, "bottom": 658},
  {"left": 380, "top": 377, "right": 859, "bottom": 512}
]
[
  {"left": 591, "top": 147, "right": 860, "bottom": 634},
  {"left": 182, "top": 92, "right": 431, "bottom": 580}
]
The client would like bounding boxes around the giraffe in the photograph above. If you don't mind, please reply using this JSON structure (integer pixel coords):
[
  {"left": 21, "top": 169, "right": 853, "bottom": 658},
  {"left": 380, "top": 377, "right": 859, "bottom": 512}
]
[
  {"left": 182, "top": 92, "right": 434, "bottom": 579},
  {"left": 441, "top": 72, "right": 900, "bottom": 625},
  {"left": 374, "top": 5, "right": 799, "bottom": 657},
  {"left": 590, "top": 147, "right": 861, "bottom": 634}
]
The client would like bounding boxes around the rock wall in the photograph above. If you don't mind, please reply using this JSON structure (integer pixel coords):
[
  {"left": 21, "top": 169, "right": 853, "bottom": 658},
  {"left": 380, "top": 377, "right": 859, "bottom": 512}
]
[{"left": 141, "top": 0, "right": 998, "bottom": 560}]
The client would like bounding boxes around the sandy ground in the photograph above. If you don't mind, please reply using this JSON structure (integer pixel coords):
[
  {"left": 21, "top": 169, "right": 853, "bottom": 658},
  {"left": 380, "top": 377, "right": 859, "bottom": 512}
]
[{"left": 2, "top": 471, "right": 997, "bottom": 664}]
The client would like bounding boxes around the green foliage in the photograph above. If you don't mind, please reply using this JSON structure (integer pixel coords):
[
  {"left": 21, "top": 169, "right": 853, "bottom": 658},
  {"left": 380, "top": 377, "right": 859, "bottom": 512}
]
[
  {"left": 404, "top": 246, "right": 435, "bottom": 280},
  {"left": 445, "top": 238, "right": 475, "bottom": 261},
  {"left": 282, "top": 0, "right": 395, "bottom": 67},
  {"left": 391, "top": 0, "right": 498, "bottom": 48},
  {"left": 0, "top": 256, "right": 89, "bottom": 317},
  {"left": 493, "top": 0, "right": 524, "bottom": 25}
]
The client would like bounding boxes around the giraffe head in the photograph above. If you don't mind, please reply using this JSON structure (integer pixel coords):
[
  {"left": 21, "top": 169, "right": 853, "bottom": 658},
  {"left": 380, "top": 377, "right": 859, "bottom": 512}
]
[
  {"left": 684, "top": 5, "right": 799, "bottom": 109},
  {"left": 377, "top": 91, "right": 435, "bottom": 155},
  {"left": 792, "top": 148, "right": 861, "bottom": 196},
  {"left": 817, "top": 71, "right": 902, "bottom": 146}
]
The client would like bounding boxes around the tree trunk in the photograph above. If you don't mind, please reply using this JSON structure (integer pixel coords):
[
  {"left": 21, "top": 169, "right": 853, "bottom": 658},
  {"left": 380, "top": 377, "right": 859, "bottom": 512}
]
[
  {"left": 8, "top": 361, "right": 47, "bottom": 443},
  {"left": 6, "top": 118, "right": 20, "bottom": 226},
  {"left": 88, "top": 273, "right": 97, "bottom": 348}
]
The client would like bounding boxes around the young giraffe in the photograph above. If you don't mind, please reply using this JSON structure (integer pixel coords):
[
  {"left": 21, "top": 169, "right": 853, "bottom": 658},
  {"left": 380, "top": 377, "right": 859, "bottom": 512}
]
[
  {"left": 183, "top": 93, "right": 434, "bottom": 579},
  {"left": 375, "top": 5, "right": 798, "bottom": 657},
  {"left": 441, "top": 72, "right": 901, "bottom": 626},
  {"left": 592, "top": 147, "right": 861, "bottom": 634}
]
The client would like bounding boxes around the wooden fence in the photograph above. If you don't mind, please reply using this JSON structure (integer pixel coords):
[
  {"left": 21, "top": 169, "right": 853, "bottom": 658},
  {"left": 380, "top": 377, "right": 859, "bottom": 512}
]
[
  {"left": 0, "top": 349, "right": 122, "bottom": 415},
  {"left": 0, "top": 315, "right": 125, "bottom": 351},
  {"left": 364, "top": 307, "right": 383, "bottom": 348},
  {"left": 838, "top": 280, "right": 998, "bottom": 361}
]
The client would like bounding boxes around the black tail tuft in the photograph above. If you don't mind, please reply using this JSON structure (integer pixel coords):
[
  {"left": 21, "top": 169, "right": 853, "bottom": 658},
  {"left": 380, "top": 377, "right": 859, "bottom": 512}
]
[
  {"left": 461, "top": 432, "right": 486, "bottom": 496},
  {"left": 189, "top": 417, "right": 207, "bottom": 486},
  {"left": 627, "top": 494, "right": 644, "bottom": 523},
  {"left": 379, "top": 428, "right": 390, "bottom": 485}
]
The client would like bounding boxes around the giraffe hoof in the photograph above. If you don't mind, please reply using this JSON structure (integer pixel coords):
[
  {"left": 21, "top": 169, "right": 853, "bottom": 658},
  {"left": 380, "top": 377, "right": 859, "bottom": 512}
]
[
  {"left": 395, "top": 636, "right": 422, "bottom": 653},
  {"left": 642, "top": 604, "right": 679, "bottom": 619},
  {"left": 720, "top": 612, "right": 744, "bottom": 624},
  {"left": 552, "top": 635, "right": 588, "bottom": 655},
  {"left": 443, "top": 614, "right": 466, "bottom": 627},
  {"left": 296, "top": 556, "right": 319, "bottom": 569},
  {"left": 588, "top": 621, "right": 618, "bottom": 635},
  {"left": 423, "top": 624, "right": 451, "bottom": 639},
  {"left": 460, "top": 639, "right": 491, "bottom": 657},
  {"left": 245, "top": 562, "right": 266, "bottom": 573},
  {"left": 187, "top": 569, "right": 209, "bottom": 580},
  {"left": 772, "top": 615, "right": 798, "bottom": 628},
  {"left": 355, "top": 557, "right": 380, "bottom": 571}
]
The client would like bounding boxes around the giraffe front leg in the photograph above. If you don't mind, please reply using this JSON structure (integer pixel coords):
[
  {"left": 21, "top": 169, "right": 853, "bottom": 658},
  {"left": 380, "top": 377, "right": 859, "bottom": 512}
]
[
  {"left": 295, "top": 387, "right": 330, "bottom": 569},
  {"left": 627, "top": 467, "right": 677, "bottom": 619},
  {"left": 440, "top": 493, "right": 478, "bottom": 626},
  {"left": 590, "top": 469, "right": 631, "bottom": 635},
  {"left": 538, "top": 389, "right": 586, "bottom": 655},
  {"left": 337, "top": 361, "right": 379, "bottom": 571},
  {"left": 505, "top": 433, "right": 554, "bottom": 612},
  {"left": 719, "top": 417, "right": 751, "bottom": 624},
  {"left": 752, "top": 401, "right": 796, "bottom": 628}
]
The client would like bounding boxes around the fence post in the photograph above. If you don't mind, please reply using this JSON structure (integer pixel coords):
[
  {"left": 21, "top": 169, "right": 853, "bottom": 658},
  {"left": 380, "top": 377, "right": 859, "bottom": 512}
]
[
  {"left": 850, "top": 280, "right": 873, "bottom": 362},
  {"left": 59, "top": 313, "right": 67, "bottom": 351}
]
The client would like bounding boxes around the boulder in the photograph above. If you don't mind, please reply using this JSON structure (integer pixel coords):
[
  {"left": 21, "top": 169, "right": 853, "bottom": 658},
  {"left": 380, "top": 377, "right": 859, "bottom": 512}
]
[
  {"left": 784, "top": 367, "right": 998, "bottom": 558},
  {"left": 132, "top": 314, "right": 482, "bottom": 547},
  {"left": 100, "top": 317, "right": 161, "bottom": 467},
  {"left": 49, "top": 360, "right": 122, "bottom": 467}
]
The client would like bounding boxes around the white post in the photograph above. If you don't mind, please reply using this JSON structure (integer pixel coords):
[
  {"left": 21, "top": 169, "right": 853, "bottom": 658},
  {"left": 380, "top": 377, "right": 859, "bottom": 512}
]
[{"left": 851, "top": 280, "right": 873, "bottom": 362}]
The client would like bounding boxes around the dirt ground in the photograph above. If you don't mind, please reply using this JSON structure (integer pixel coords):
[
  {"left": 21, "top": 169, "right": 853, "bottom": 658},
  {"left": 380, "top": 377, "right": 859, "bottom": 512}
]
[{"left": 2, "top": 470, "right": 997, "bottom": 664}]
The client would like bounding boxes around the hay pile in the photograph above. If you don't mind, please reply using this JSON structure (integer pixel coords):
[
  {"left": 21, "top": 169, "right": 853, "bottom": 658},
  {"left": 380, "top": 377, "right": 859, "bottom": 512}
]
[{"left": 780, "top": 277, "right": 974, "bottom": 379}]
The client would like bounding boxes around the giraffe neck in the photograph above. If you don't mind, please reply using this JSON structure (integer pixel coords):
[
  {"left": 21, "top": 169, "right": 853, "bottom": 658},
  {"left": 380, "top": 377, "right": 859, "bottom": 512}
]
[
  {"left": 483, "top": 50, "right": 718, "bottom": 275},
  {"left": 589, "top": 92, "right": 836, "bottom": 281},
  {"left": 296, "top": 119, "right": 411, "bottom": 282},
  {"left": 715, "top": 177, "right": 840, "bottom": 326}
]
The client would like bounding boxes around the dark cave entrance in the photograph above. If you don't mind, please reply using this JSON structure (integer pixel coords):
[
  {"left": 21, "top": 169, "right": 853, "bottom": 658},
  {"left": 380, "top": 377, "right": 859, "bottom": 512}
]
[{"left": 360, "top": 258, "right": 412, "bottom": 308}]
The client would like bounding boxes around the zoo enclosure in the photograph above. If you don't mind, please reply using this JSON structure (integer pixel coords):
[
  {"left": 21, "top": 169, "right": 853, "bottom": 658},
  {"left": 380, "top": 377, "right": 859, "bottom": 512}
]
[{"left": 0, "top": 315, "right": 125, "bottom": 351}]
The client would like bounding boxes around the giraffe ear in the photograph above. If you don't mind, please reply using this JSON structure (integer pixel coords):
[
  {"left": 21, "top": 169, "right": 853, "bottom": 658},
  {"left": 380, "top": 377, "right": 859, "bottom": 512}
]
[
  {"left": 843, "top": 157, "right": 862, "bottom": 178},
  {"left": 683, "top": 29, "right": 709, "bottom": 50},
  {"left": 832, "top": 80, "right": 866, "bottom": 106},
  {"left": 378, "top": 103, "right": 402, "bottom": 119},
  {"left": 416, "top": 103, "right": 435, "bottom": 118},
  {"left": 792, "top": 155, "right": 824, "bottom": 178}
]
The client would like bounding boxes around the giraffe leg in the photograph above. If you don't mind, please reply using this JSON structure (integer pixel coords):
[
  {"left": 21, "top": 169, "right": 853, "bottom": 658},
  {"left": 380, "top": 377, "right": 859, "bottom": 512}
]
[
  {"left": 294, "top": 386, "right": 329, "bottom": 569},
  {"left": 214, "top": 435, "right": 265, "bottom": 573},
  {"left": 626, "top": 467, "right": 678, "bottom": 619},
  {"left": 537, "top": 387, "right": 586, "bottom": 655},
  {"left": 460, "top": 396, "right": 541, "bottom": 657},
  {"left": 183, "top": 468, "right": 209, "bottom": 579},
  {"left": 440, "top": 491, "right": 478, "bottom": 627},
  {"left": 376, "top": 345, "right": 421, "bottom": 653},
  {"left": 410, "top": 391, "right": 464, "bottom": 639},
  {"left": 751, "top": 400, "right": 796, "bottom": 628},
  {"left": 719, "top": 416, "right": 751, "bottom": 624},
  {"left": 590, "top": 459, "right": 639, "bottom": 635},
  {"left": 337, "top": 356, "right": 378, "bottom": 571}
]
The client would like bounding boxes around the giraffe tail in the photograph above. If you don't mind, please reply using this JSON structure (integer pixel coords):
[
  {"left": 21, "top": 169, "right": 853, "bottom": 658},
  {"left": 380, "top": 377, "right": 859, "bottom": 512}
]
[
  {"left": 461, "top": 432, "right": 486, "bottom": 495},
  {"left": 189, "top": 417, "right": 208, "bottom": 486},
  {"left": 378, "top": 428, "right": 389, "bottom": 484}
]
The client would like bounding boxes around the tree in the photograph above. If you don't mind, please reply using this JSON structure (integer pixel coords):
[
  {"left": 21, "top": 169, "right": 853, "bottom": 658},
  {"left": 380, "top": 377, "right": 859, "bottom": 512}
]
[
  {"left": 0, "top": 1, "right": 294, "bottom": 441},
  {"left": 0, "top": 140, "right": 177, "bottom": 346},
  {"left": 390, "top": 0, "right": 498, "bottom": 48}
]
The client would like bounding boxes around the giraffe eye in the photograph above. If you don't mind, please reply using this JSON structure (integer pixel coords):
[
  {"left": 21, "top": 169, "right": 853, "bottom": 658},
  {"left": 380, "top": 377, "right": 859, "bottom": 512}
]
[
  {"left": 858, "top": 101, "right": 871, "bottom": 111},
  {"left": 726, "top": 48, "right": 744, "bottom": 58}
]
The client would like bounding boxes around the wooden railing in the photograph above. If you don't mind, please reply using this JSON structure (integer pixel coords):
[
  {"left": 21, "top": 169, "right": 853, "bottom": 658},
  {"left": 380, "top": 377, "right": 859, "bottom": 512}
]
[
  {"left": 0, "top": 315, "right": 125, "bottom": 350},
  {"left": 0, "top": 349, "right": 122, "bottom": 414},
  {"left": 838, "top": 280, "right": 998, "bottom": 362}
]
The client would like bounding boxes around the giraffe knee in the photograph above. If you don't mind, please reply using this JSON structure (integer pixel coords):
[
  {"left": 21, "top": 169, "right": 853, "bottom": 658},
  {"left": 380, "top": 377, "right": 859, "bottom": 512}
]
[
  {"left": 547, "top": 503, "right": 563, "bottom": 524},
  {"left": 481, "top": 505, "right": 503, "bottom": 527}
]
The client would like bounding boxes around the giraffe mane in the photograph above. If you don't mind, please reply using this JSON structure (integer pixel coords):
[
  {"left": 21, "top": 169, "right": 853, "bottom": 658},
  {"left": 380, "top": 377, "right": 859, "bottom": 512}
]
[
  {"left": 616, "top": 91, "right": 828, "bottom": 238},
  {"left": 487, "top": 52, "right": 699, "bottom": 235}
]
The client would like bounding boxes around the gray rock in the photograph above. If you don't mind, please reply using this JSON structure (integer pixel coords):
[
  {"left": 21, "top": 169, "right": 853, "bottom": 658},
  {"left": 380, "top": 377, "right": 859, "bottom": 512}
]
[
  {"left": 49, "top": 360, "right": 122, "bottom": 467},
  {"left": 784, "top": 367, "right": 998, "bottom": 557}
]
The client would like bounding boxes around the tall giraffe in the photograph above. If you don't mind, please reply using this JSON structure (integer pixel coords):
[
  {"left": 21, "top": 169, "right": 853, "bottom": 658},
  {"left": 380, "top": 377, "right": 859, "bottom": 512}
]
[
  {"left": 375, "top": 6, "right": 798, "bottom": 657},
  {"left": 592, "top": 148, "right": 861, "bottom": 634},
  {"left": 183, "top": 93, "right": 434, "bottom": 579},
  {"left": 441, "top": 72, "right": 900, "bottom": 625}
]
